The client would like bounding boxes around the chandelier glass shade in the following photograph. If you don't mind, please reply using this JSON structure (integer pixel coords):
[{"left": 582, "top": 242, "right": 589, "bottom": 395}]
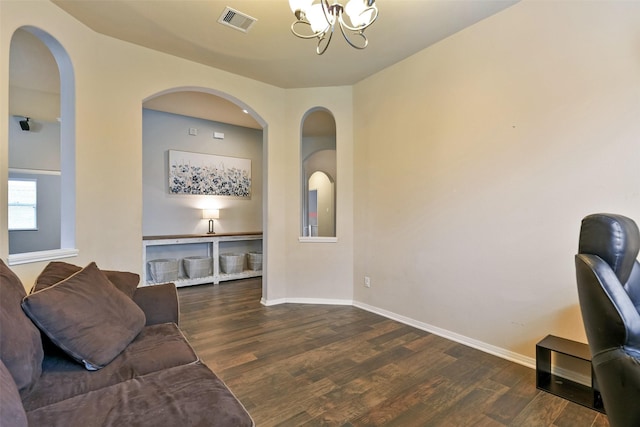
[{"left": 289, "top": 0, "right": 378, "bottom": 55}]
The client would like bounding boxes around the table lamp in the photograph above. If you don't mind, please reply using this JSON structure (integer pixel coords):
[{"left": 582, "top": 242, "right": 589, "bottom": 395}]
[{"left": 202, "top": 209, "right": 220, "bottom": 234}]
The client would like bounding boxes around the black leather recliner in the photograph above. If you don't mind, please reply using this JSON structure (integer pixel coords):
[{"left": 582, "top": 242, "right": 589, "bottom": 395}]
[{"left": 576, "top": 213, "right": 640, "bottom": 427}]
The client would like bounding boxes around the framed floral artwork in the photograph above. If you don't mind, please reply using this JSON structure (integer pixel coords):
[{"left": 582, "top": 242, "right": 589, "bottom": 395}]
[{"left": 168, "top": 150, "right": 251, "bottom": 198}]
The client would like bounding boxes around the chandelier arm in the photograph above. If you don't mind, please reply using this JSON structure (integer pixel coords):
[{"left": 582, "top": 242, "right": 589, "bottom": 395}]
[
  {"left": 316, "top": 26, "right": 334, "bottom": 55},
  {"left": 291, "top": 20, "right": 326, "bottom": 39},
  {"left": 320, "top": 0, "right": 334, "bottom": 26},
  {"left": 337, "top": 22, "right": 368, "bottom": 50}
]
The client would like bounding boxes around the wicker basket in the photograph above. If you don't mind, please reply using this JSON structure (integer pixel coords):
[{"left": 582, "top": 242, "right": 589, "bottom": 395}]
[
  {"left": 220, "top": 253, "right": 245, "bottom": 274},
  {"left": 183, "top": 256, "right": 212, "bottom": 279},
  {"left": 148, "top": 258, "right": 178, "bottom": 283},
  {"left": 247, "top": 251, "right": 263, "bottom": 271}
]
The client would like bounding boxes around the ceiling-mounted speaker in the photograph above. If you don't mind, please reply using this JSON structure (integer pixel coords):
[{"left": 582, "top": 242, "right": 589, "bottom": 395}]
[{"left": 19, "top": 117, "right": 30, "bottom": 131}]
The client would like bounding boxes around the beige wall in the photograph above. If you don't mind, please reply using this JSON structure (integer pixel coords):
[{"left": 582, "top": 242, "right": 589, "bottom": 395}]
[
  {"left": 354, "top": 0, "right": 640, "bottom": 362},
  {"left": 281, "top": 87, "right": 354, "bottom": 303},
  {"left": 0, "top": 0, "right": 354, "bottom": 304}
]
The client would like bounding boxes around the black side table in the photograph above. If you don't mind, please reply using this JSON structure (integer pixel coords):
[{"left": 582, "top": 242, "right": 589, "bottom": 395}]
[{"left": 536, "top": 335, "right": 604, "bottom": 413}]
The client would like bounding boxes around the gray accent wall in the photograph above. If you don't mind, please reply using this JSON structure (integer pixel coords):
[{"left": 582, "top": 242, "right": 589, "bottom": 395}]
[
  {"left": 142, "top": 109, "right": 263, "bottom": 236},
  {"left": 8, "top": 116, "right": 60, "bottom": 170}
]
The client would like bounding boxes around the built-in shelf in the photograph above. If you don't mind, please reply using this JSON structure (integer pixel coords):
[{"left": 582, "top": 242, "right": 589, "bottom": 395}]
[
  {"left": 142, "top": 232, "right": 262, "bottom": 287},
  {"left": 536, "top": 335, "right": 604, "bottom": 413}
]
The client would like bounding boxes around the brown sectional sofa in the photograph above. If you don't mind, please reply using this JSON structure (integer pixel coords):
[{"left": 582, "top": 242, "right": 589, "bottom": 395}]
[{"left": 0, "top": 260, "right": 253, "bottom": 427}]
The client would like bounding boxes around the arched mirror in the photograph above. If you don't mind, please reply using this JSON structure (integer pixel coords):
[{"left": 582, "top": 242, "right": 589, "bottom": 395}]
[
  {"left": 300, "top": 108, "right": 336, "bottom": 238},
  {"left": 8, "top": 27, "right": 76, "bottom": 263}
]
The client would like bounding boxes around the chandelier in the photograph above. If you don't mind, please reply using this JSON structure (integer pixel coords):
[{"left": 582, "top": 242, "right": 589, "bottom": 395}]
[{"left": 289, "top": 0, "right": 379, "bottom": 55}]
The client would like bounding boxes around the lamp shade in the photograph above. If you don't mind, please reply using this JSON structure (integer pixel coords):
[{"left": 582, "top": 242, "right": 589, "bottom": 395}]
[
  {"left": 202, "top": 209, "right": 220, "bottom": 220},
  {"left": 345, "top": 0, "right": 373, "bottom": 27},
  {"left": 307, "top": 3, "right": 330, "bottom": 32}
]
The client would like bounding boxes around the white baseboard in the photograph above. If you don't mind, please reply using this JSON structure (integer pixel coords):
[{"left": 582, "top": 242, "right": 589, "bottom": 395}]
[
  {"left": 261, "top": 297, "right": 352, "bottom": 306},
  {"left": 261, "top": 297, "right": 286, "bottom": 306},
  {"left": 353, "top": 301, "right": 536, "bottom": 369}
]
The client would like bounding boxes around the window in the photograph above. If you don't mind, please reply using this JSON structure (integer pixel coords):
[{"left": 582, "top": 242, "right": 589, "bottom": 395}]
[{"left": 8, "top": 179, "right": 37, "bottom": 230}]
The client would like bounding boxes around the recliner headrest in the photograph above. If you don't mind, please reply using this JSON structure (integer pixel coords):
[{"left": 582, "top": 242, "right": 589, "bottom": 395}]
[{"left": 579, "top": 213, "right": 640, "bottom": 284}]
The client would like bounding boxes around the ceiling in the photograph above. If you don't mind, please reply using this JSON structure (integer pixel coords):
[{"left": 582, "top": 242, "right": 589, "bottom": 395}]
[
  {"left": 12, "top": 1, "right": 518, "bottom": 130},
  {"left": 51, "top": 0, "right": 518, "bottom": 89}
]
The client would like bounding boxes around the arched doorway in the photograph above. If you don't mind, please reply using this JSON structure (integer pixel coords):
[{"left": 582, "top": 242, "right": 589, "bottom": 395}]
[{"left": 141, "top": 88, "right": 267, "bottom": 296}]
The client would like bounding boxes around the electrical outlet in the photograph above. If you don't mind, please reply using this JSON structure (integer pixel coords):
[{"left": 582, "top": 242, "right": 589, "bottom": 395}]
[{"left": 364, "top": 276, "right": 371, "bottom": 288}]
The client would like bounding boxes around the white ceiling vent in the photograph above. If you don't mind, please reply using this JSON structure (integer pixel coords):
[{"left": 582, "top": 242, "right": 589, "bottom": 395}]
[{"left": 218, "top": 7, "right": 257, "bottom": 33}]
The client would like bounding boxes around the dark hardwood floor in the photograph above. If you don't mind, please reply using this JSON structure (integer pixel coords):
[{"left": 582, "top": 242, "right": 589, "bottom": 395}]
[{"left": 178, "top": 279, "right": 609, "bottom": 427}]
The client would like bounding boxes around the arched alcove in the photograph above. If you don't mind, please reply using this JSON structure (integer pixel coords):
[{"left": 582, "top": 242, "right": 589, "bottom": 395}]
[
  {"left": 7, "top": 26, "right": 76, "bottom": 264},
  {"left": 300, "top": 108, "right": 336, "bottom": 238}
]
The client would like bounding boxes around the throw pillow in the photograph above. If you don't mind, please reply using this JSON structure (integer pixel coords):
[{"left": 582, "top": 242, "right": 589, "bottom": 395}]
[
  {"left": 103, "top": 270, "right": 140, "bottom": 299},
  {"left": 32, "top": 261, "right": 81, "bottom": 290},
  {"left": 22, "top": 262, "right": 146, "bottom": 370},
  {"left": 33, "top": 261, "right": 139, "bottom": 298},
  {"left": 0, "top": 260, "right": 44, "bottom": 392}
]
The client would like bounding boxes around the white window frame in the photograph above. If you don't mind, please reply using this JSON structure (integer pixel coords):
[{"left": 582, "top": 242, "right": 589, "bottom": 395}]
[{"left": 8, "top": 178, "right": 37, "bottom": 231}]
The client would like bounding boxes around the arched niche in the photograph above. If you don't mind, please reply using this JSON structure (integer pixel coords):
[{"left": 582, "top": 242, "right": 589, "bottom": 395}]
[
  {"left": 300, "top": 108, "right": 336, "bottom": 238},
  {"left": 7, "top": 26, "right": 76, "bottom": 264}
]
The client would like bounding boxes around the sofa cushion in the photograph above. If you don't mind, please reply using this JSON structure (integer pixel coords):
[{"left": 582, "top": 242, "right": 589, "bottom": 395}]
[
  {"left": 102, "top": 269, "right": 140, "bottom": 298},
  {"left": 21, "top": 323, "right": 199, "bottom": 411},
  {"left": 25, "top": 362, "right": 254, "bottom": 427},
  {"left": 33, "top": 261, "right": 139, "bottom": 298},
  {"left": 0, "top": 260, "right": 43, "bottom": 392},
  {"left": 22, "top": 262, "right": 145, "bottom": 370},
  {"left": 132, "top": 283, "right": 180, "bottom": 326},
  {"left": 0, "top": 359, "right": 28, "bottom": 427}
]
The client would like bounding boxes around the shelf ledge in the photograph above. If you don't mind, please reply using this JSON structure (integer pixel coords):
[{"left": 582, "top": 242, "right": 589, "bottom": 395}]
[
  {"left": 8, "top": 248, "right": 79, "bottom": 266},
  {"left": 298, "top": 237, "right": 338, "bottom": 243}
]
